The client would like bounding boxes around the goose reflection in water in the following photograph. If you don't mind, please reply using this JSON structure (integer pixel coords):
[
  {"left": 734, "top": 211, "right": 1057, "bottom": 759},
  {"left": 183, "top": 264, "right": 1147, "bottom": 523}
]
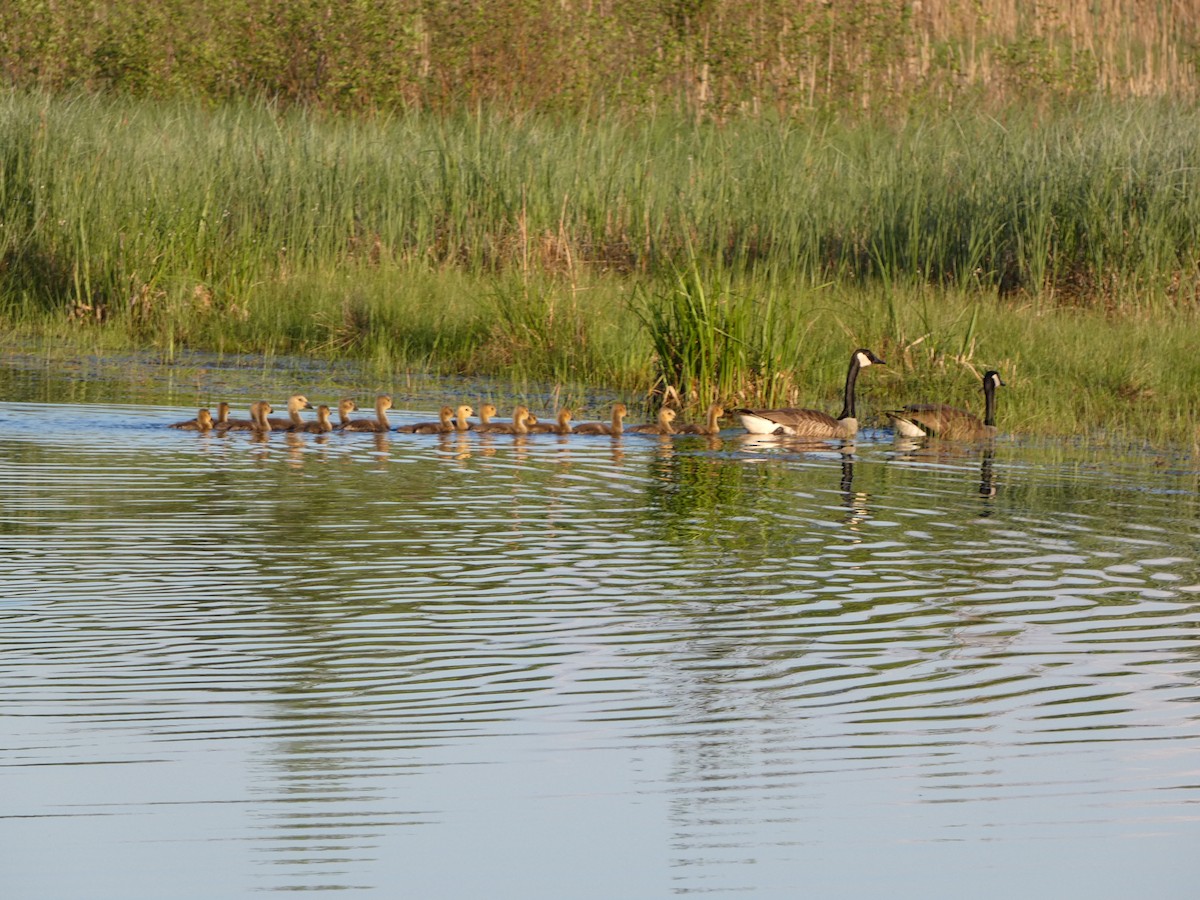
[
  {"left": 891, "top": 438, "right": 1000, "bottom": 510},
  {"left": 979, "top": 448, "right": 997, "bottom": 505},
  {"left": 838, "top": 442, "right": 871, "bottom": 530}
]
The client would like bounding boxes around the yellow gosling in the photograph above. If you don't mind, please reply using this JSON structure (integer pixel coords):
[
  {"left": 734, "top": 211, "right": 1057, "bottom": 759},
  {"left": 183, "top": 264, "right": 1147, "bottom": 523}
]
[
  {"left": 335, "top": 397, "right": 360, "bottom": 429},
  {"left": 474, "top": 403, "right": 499, "bottom": 430},
  {"left": 453, "top": 404, "right": 475, "bottom": 432},
  {"left": 573, "top": 402, "right": 628, "bottom": 436},
  {"left": 479, "top": 405, "right": 532, "bottom": 434},
  {"left": 626, "top": 408, "right": 677, "bottom": 435},
  {"left": 675, "top": 404, "right": 725, "bottom": 435},
  {"left": 527, "top": 408, "right": 574, "bottom": 434},
  {"left": 217, "top": 401, "right": 272, "bottom": 432},
  {"left": 396, "top": 405, "right": 454, "bottom": 434},
  {"left": 267, "top": 394, "right": 314, "bottom": 431},
  {"left": 301, "top": 405, "right": 334, "bottom": 433},
  {"left": 169, "top": 408, "right": 214, "bottom": 431},
  {"left": 341, "top": 395, "right": 393, "bottom": 433}
]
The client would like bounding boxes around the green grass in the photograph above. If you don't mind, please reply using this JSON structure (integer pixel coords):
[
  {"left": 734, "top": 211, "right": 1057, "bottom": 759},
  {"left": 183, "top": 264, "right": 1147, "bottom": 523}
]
[{"left": 3, "top": 90, "right": 1200, "bottom": 445}]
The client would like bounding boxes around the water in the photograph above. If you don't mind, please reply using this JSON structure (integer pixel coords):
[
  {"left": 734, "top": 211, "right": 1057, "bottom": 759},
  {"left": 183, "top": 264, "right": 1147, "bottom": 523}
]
[{"left": 2, "top": 396, "right": 1199, "bottom": 898}]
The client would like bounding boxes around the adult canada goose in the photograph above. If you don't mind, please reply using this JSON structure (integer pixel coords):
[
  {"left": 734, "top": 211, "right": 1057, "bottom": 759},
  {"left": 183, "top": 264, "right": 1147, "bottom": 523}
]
[
  {"left": 169, "top": 408, "right": 214, "bottom": 431},
  {"left": 887, "top": 370, "right": 1005, "bottom": 440},
  {"left": 478, "top": 405, "right": 533, "bottom": 435},
  {"left": 675, "top": 404, "right": 725, "bottom": 435},
  {"left": 626, "top": 408, "right": 677, "bottom": 435},
  {"left": 266, "top": 394, "right": 314, "bottom": 431},
  {"left": 301, "top": 405, "right": 334, "bottom": 433},
  {"left": 396, "top": 406, "right": 453, "bottom": 434},
  {"left": 573, "top": 402, "right": 628, "bottom": 436},
  {"left": 334, "top": 398, "right": 359, "bottom": 429},
  {"left": 341, "top": 395, "right": 393, "bottom": 432},
  {"left": 217, "top": 401, "right": 272, "bottom": 432},
  {"left": 452, "top": 404, "right": 475, "bottom": 432},
  {"left": 734, "top": 349, "right": 885, "bottom": 438},
  {"left": 527, "top": 408, "right": 574, "bottom": 434}
]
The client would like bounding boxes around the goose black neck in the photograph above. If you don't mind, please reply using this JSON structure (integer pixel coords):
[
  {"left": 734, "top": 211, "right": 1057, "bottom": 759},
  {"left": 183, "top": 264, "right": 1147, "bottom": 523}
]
[
  {"left": 837, "top": 356, "right": 861, "bottom": 421},
  {"left": 983, "top": 377, "right": 998, "bottom": 427}
]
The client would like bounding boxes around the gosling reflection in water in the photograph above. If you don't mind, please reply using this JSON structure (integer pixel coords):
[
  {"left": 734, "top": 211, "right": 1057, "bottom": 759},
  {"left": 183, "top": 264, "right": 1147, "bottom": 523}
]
[{"left": 892, "top": 439, "right": 1000, "bottom": 507}]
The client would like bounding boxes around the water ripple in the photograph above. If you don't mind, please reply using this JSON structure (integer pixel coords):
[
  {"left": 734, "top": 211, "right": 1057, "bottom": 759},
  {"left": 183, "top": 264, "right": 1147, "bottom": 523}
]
[{"left": 3, "top": 402, "right": 1200, "bottom": 896}]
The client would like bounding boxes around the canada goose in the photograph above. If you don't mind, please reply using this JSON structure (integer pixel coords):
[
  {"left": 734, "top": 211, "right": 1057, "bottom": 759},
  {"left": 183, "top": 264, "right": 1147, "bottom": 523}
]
[
  {"left": 887, "top": 370, "right": 1005, "bottom": 440},
  {"left": 334, "top": 398, "right": 360, "bottom": 428},
  {"left": 675, "top": 404, "right": 725, "bottom": 435},
  {"left": 301, "top": 405, "right": 334, "bottom": 433},
  {"left": 452, "top": 404, "right": 475, "bottom": 432},
  {"left": 169, "top": 408, "right": 214, "bottom": 431},
  {"left": 573, "top": 402, "right": 628, "bottom": 435},
  {"left": 266, "top": 394, "right": 314, "bottom": 431},
  {"left": 217, "top": 401, "right": 273, "bottom": 432},
  {"left": 478, "top": 405, "right": 533, "bottom": 435},
  {"left": 341, "top": 395, "right": 393, "bottom": 432},
  {"left": 734, "top": 349, "right": 885, "bottom": 438},
  {"left": 396, "top": 405, "right": 453, "bottom": 434},
  {"left": 527, "top": 408, "right": 574, "bottom": 434},
  {"left": 626, "top": 408, "right": 677, "bottom": 435}
]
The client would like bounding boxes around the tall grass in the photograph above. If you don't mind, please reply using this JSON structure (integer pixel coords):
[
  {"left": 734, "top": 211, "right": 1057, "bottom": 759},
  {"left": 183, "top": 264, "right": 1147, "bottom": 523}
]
[
  {"left": 634, "top": 261, "right": 817, "bottom": 409},
  {"left": 6, "top": 91, "right": 1200, "bottom": 317}
]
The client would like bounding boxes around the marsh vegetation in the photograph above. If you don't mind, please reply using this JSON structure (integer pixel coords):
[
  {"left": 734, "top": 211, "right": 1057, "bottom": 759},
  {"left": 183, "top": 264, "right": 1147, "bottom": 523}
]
[{"left": 2, "top": 2, "right": 1200, "bottom": 443}]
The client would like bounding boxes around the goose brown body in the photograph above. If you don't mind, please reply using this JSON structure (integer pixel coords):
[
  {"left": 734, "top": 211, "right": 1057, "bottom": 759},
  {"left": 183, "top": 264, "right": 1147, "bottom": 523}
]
[
  {"left": 573, "top": 403, "right": 627, "bottom": 435},
  {"left": 734, "top": 349, "right": 885, "bottom": 438}
]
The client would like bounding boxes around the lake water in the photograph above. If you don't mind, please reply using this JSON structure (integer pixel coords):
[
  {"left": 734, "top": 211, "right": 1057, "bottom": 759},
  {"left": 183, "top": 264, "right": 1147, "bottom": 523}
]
[{"left": 2, "top": 386, "right": 1199, "bottom": 897}]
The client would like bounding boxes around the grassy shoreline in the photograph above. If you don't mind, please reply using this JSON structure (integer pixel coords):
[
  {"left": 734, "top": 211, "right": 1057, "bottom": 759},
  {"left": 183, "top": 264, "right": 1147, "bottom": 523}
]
[{"left": 2, "top": 91, "right": 1200, "bottom": 445}]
